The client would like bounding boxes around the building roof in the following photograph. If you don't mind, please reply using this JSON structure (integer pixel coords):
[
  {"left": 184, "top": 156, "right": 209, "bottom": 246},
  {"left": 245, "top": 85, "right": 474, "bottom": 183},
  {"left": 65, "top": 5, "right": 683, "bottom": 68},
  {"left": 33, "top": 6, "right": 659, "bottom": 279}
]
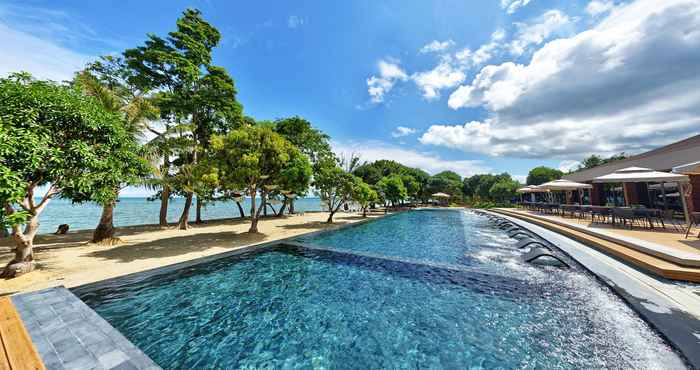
[{"left": 563, "top": 134, "right": 700, "bottom": 182}]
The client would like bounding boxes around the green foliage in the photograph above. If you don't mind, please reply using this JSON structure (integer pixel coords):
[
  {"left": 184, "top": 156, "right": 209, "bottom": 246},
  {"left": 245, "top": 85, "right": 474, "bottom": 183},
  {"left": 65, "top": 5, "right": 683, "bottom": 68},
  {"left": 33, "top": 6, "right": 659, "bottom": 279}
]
[
  {"left": 313, "top": 154, "right": 357, "bottom": 216},
  {"left": 352, "top": 179, "right": 378, "bottom": 212},
  {"left": 353, "top": 160, "right": 429, "bottom": 201},
  {"left": 201, "top": 125, "right": 306, "bottom": 194},
  {"left": 0, "top": 75, "right": 144, "bottom": 222},
  {"left": 428, "top": 173, "right": 463, "bottom": 200},
  {"left": 272, "top": 116, "right": 331, "bottom": 164},
  {"left": 489, "top": 178, "right": 520, "bottom": 203},
  {"left": 526, "top": 166, "right": 563, "bottom": 185},
  {"left": 377, "top": 175, "right": 408, "bottom": 204},
  {"left": 577, "top": 153, "right": 627, "bottom": 171}
]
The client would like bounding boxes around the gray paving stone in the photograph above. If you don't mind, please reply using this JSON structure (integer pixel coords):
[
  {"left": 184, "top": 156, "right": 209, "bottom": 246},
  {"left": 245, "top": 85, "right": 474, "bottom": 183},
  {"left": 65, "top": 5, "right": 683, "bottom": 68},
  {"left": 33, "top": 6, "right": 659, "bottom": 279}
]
[
  {"left": 13, "top": 287, "right": 162, "bottom": 370},
  {"left": 64, "top": 355, "right": 101, "bottom": 370},
  {"left": 111, "top": 360, "right": 139, "bottom": 370},
  {"left": 98, "top": 350, "right": 129, "bottom": 369}
]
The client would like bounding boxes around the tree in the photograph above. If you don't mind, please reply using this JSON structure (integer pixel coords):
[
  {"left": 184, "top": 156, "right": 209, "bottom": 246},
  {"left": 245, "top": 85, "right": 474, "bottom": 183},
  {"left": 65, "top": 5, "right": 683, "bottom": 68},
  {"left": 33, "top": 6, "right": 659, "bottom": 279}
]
[
  {"left": 489, "top": 178, "right": 520, "bottom": 203},
  {"left": 352, "top": 179, "right": 378, "bottom": 217},
  {"left": 272, "top": 116, "right": 330, "bottom": 214},
  {"left": 0, "top": 75, "right": 141, "bottom": 277},
  {"left": 199, "top": 125, "right": 307, "bottom": 233},
  {"left": 73, "top": 58, "right": 156, "bottom": 244},
  {"left": 124, "top": 8, "right": 242, "bottom": 229},
  {"left": 377, "top": 175, "right": 408, "bottom": 206},
  {"left": 526, "top": 166, "right": 563, "bottom": 185},
  {"left": 578, "top": 153, "right": 627, "bottom": 171},
  {"left": 428, "top": 172, "right": 463, "bottom": 201},
  {"left": 313, "top": 154, "right": 357, "bottom": 223}
]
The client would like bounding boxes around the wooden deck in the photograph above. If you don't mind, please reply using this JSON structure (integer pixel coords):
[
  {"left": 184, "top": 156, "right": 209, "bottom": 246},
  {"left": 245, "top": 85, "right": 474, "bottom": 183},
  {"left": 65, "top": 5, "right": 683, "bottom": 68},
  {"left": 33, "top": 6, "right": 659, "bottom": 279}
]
[
  {"left": 494, "top": 208, "right": 700, "bottom": 282},
  {"left": 0, "top": 297, "right": 45, "bottom": 370}
]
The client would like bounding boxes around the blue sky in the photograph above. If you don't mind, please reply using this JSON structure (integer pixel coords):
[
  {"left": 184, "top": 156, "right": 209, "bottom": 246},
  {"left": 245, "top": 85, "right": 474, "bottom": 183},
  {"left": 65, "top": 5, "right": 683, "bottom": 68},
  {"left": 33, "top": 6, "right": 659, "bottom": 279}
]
[{"left": 2, "top": 0, "right": 700, "bottom": 196}]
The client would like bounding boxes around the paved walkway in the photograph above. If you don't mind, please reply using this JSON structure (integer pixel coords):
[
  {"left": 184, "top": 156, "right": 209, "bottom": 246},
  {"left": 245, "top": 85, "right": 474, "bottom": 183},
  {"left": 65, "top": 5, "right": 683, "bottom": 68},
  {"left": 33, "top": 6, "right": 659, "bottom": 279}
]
[{"left": 11, "top": 287, "right": 160, "bottom": 370}]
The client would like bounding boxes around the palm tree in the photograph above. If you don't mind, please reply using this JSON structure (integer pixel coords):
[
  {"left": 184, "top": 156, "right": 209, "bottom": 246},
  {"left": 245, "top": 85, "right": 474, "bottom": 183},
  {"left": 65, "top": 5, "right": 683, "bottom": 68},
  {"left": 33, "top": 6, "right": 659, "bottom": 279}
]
[{"left": 73, "top": 58, "right": 159, "bottom": 243}]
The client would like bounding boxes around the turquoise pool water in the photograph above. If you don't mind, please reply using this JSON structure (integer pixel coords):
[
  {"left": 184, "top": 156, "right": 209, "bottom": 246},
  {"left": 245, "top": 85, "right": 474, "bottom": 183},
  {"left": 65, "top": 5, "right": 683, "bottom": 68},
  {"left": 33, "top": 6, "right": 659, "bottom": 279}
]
[{"left": 77, "top": 210, "right": 685, "bottom": 369}]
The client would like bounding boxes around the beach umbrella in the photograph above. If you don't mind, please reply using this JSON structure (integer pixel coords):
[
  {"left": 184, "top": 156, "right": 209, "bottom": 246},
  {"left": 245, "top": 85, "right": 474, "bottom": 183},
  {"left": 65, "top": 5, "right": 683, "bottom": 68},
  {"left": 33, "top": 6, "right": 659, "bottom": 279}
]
[
  {"left": 538, "top": 179, "right": 593, "bottom": 191},
  {"left": 538, "top": 180, "right": 592, "bottom": 204},
  {"left": 431, "top": 192, "right": 451, "bottom": 198},
  {"left": 593, "top": 167, "right": 691, "bottom": 223}
]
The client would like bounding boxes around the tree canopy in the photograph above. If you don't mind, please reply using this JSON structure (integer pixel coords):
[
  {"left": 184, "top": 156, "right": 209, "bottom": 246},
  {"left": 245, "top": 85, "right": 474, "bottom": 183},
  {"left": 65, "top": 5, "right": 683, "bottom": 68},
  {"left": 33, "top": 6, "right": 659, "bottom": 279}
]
[
  {"left": 0, "top": 74, "right": 144, "bottom": 276},
  {"left": 526, "top": 166, "right": 563, "bottom": 185},
  {"left": 200, "top": 125, "right": 309, "bottom": 232}
]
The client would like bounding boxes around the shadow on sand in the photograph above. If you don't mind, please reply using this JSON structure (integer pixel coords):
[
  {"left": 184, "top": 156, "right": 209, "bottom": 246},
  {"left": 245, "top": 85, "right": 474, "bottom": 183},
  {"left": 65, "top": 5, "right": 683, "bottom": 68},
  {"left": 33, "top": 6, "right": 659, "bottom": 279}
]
[{"left": 85, "top": 231, "right": 267, "bottom": 263}]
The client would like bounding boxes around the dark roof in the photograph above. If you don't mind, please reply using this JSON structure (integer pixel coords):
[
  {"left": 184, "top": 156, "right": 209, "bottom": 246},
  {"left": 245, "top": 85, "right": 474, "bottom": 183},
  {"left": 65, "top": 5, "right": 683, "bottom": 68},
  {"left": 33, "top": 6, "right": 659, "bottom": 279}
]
[{"left": 564, "top": 134, "right": 700, "bottom": 182}]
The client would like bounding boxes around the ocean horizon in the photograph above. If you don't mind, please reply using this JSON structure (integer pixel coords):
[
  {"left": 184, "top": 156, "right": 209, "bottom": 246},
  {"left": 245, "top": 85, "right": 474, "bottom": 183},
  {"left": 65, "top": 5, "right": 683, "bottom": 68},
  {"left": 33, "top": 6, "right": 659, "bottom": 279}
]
[{"left": 25, "top": 197, "right": 324, "bottom": 235}]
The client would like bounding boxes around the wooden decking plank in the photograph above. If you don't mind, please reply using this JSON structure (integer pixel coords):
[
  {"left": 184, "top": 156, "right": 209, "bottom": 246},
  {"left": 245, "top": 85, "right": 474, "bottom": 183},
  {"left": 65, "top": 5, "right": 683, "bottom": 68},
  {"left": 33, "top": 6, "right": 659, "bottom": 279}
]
[
  {"left": 494, "top": 209, "right": 700, "bottom": 282},
  {"left": 0, "top": 298, "right": 45, "bottom": 370},
  {"left": 0, "top": 331, "right": 11, "bottom": 370}
]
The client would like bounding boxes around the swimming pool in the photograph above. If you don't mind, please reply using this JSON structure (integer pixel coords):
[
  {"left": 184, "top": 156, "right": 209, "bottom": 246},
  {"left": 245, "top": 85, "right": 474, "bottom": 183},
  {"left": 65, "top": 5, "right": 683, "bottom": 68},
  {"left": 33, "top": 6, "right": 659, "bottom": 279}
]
[{"left": 77, "top": 209, "right": 685, "bottom": 369}]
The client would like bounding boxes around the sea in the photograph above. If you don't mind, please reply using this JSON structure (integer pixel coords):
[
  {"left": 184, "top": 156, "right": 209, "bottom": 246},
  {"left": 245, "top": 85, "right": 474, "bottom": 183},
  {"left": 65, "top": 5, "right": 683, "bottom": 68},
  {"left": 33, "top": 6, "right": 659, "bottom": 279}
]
[{"left": 27, "top": 197, "right": 324, "bottom": 235}]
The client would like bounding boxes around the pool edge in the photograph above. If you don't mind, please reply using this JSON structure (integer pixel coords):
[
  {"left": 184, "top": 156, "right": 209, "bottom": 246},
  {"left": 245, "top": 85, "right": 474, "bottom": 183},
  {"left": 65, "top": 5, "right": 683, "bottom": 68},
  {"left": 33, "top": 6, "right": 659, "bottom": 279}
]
[{"left": 483, "top": 209, "right": 700, "bottom": 370}]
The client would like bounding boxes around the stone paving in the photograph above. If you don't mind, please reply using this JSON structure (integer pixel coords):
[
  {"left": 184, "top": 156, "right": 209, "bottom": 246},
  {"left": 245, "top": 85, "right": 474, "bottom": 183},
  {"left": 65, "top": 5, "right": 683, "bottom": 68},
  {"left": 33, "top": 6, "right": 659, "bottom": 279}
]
[{"left": 11, "top": 286, "right": 161, "bottom": 370}]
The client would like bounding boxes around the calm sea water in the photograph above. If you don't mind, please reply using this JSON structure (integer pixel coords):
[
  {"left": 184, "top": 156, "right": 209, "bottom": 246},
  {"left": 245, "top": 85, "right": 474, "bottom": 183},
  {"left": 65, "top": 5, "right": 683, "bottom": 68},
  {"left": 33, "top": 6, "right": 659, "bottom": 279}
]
[
  {"left": 34, "top": 197, "right": 323, "bottom": 235},
  {"left": 78, "top": 210, "right": 683, "bottom": 369}
]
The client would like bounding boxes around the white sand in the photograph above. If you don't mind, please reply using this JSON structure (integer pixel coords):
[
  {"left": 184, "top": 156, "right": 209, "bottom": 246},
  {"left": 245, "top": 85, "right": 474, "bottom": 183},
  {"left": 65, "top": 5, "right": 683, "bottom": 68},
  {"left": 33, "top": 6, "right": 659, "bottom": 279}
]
[{"left": 1, "top": 212, "right": 376, "bottom": 295}]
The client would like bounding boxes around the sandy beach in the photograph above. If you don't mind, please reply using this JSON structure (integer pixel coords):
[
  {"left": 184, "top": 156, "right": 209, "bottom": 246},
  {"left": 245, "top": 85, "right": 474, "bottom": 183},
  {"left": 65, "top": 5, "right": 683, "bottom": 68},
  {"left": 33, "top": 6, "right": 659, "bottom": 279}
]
[{"left": 1, "top": 212, "right": 376, "bottom": 295}]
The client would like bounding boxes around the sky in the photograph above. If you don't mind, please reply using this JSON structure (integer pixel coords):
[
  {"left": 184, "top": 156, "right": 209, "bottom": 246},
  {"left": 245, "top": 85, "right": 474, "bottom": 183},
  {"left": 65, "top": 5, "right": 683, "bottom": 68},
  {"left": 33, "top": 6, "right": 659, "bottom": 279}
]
[{"left": 2, "top": 0, "right": 700, "bottom": 196}]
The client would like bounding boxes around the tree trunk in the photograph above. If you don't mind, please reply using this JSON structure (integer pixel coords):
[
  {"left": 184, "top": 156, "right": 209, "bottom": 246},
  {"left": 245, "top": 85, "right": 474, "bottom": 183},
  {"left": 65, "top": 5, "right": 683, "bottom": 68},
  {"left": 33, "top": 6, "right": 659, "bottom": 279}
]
[
  {"left": 195, "top": 197, "right": 203, "bottom": 224},
  {"left": 177, "top": 192, "right": 193, "bottom": 230},
  {"left": 91, "top": 200, "right": 119, "bottom": 245},
  {"left": 249, "top": 188, "right": 259, "bottom": 233},
  {"left": 159, "top": 185, "right": 170, "bottom": 227},
  {"left": 363, "top": 207, "right": 367, "bottom": 218},
  {"left": 235, "top": 201, "right": 245, "bottom": 219},
  {"left": 2, "top": 215, "right": 39, "bottom": 278},
  {"left": 289, "top": 199, "right": 295, "bottom": 214},
  {"left": 326, "top": 211, "right": 336, "bottom": 223},
  {"left": 276, "top": 198, "right": 288, "bottom": 217}
]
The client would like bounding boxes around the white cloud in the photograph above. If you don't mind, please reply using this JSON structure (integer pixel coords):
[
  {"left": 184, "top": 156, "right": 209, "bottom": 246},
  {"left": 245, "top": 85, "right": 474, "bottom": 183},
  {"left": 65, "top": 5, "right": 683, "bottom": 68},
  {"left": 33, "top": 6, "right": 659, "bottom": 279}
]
[
  {"left": 411, "top": 57, "right": 466, "bottom": 100},
  {"left": 586, "top": 0, "right": 615, "bottom": 16},
  {"left": 420, "top": 39, "right": 455, "bottom": 53},
  {"left": 501, "top": 0, "right": 535, "bottom": 14},
  {"left": 287, "top": 15, "right": 305, "bottom": 28},
  {"left": 366, "top": 59, "right": 409, "bottom": 103},
  {"left": 508, "top": 10, "right": 572, "bottom": 56},
  {"left": 0, "top": 20, "right": 90, "bottom": 81},
  {"left": 558, "top": 160, "right": 581, "bottom": 172},
  {"left": 426, "top": 0, "right": 700, "bottom": 159},
  {"left": 332, "top": 140, "right": 490, "bottom": 177},
  {"left": 391, "top": 126, "right": 417, "bottom": 138}
]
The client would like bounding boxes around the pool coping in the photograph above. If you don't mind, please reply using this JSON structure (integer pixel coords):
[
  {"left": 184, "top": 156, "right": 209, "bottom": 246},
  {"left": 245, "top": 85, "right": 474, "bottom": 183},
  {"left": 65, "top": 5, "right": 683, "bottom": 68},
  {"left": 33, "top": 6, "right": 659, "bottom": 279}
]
[
  {"left": 11, "top": 286, "right": 161, "bottom": 370},
  {"left": 70, "top": 211, "right": 398, "bottom": 292},
  {"left": 483, "top": 210, "right": 700, "bottom": 369}
]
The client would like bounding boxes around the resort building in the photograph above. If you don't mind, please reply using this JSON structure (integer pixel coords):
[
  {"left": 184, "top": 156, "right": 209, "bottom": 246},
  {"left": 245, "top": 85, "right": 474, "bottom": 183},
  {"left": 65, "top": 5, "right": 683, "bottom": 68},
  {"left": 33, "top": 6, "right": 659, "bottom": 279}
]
[{"left": 563, "top": 134, "right": 700, "bottom": 211}]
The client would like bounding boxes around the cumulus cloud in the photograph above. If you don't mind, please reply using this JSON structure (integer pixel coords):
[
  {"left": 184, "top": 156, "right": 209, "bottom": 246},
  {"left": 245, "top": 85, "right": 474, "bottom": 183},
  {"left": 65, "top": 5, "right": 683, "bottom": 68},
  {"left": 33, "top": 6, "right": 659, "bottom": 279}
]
[
  {"left": 424, "top": 0, "right": 700, "bottom": 159},
  {"left": 508, "top": 10, "right": 572, "bottom": 56},
  {"left": 332, "top": 140, "right": 490, "bottom": 177},
  {"left": 501, "top": 0, "right": 534, "bottom": 14},
  {"left": 411, "top": 57, "right": 467, "bottom": 100},
  {"left": 391, "top": 126, "right": 417, "bottom": 138},
  {"left": 558, "top": 160, "right": 581, "bottom": 172},
  {"left": 586, "top": 0, "right": 616, "bottom": 16},
  {"left": 420, "top": 39, "right": 455, "bottom": 53},
  {"left": 366, "top": 59, "right": 409, "bottom": 103}
]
